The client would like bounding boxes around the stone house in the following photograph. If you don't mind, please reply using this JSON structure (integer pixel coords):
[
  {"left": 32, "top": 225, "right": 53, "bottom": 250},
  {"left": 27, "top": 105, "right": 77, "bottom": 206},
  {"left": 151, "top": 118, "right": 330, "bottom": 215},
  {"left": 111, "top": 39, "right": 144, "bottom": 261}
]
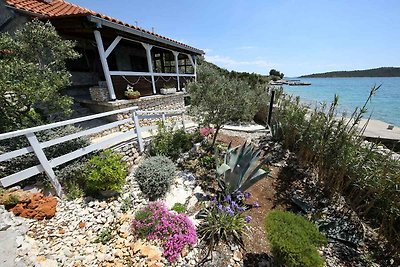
[{"left": 1, "top": 0, "right": 204, "bottom": 112}]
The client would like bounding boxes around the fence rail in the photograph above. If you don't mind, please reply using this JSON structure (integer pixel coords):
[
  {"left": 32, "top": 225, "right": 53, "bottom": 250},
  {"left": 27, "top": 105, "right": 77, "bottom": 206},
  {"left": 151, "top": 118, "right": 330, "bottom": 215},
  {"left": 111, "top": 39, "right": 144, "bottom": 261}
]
[{"left": 0, "top": 107, "right": 186, "bottom": 197}]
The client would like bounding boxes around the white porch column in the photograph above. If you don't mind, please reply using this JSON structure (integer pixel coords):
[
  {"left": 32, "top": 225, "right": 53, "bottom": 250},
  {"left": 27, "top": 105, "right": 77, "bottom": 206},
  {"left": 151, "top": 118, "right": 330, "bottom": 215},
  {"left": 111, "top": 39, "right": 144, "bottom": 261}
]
[
  {"left": 187, "top": 55, "right": 197, "bottom": 82},
  {"left": 172, "top": 51, "right": 180, "bottom": 91},
  {"left": 142, "top": 43, "right": 156, "bottom": 94},
  {"left": 93, "top": 30, "right": 116, "bottom": 100},
  {"left": 194, "top": 56, "right": 197, "bottom": 82}
]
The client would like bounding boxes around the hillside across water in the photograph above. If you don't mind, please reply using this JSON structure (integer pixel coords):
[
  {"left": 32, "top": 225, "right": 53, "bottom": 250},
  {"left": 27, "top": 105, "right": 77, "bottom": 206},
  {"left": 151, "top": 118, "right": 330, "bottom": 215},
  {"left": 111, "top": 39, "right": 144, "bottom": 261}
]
[{"left": 301, "top": 67, "right": 400, "bottom": 78}]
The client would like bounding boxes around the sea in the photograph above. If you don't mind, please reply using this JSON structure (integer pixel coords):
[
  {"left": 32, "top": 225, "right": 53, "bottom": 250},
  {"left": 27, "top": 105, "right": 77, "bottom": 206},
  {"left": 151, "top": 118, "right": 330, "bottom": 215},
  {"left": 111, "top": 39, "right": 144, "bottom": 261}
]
[{"left": 282, "top": 77, "right": 400, "bottom": 127}]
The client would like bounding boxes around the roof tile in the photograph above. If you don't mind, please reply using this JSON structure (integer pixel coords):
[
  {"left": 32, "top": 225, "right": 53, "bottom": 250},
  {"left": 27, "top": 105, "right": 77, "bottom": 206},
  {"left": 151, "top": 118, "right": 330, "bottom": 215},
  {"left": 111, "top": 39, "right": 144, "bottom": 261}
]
[{"left": 5, "top": 0, "right": 202, "bottom": 53}]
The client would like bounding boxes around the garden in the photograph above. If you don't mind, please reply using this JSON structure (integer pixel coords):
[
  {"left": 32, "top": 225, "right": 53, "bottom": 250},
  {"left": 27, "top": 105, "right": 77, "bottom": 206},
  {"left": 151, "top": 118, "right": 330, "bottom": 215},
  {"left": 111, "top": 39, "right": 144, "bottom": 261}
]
[{"left": 1, "top": 21, "right": 400, "bottom": 267}]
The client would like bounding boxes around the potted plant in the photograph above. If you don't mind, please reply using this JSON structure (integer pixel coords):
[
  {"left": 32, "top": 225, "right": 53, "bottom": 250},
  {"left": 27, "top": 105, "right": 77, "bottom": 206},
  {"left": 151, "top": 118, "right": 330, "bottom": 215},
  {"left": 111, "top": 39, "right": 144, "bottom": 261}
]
[
  {"left": 160, "top": 81, "right": 177, "bottom": 95},
  {"left": 125, "top": 86, "right": 141, "bottom": 100}
]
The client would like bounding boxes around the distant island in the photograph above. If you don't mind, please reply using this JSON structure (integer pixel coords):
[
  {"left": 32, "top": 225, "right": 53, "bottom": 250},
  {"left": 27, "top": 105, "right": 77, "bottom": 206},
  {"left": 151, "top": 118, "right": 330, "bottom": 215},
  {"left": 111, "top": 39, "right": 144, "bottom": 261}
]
[{"left": 300, "top": 67, "right": 400, "bottom": 78}]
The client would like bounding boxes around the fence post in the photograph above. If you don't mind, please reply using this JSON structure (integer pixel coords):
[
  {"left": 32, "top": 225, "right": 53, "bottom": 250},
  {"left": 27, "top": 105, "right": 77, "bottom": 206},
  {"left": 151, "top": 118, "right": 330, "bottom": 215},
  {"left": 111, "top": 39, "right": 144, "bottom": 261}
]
[
  {"left": 133, "top": 111, "right": 144, "bottom": 153},
  {"left": 267, "top": 89, "right": 275, "bottom": 126},
  {"left": 161, "top": 112, "right": 166, "bottom": 125},
  {"left": 181, "top": 111, "right": 186, "bottom": 131},
  {"left": 25, "top": 132, "right": 63, "bottom": 197}
]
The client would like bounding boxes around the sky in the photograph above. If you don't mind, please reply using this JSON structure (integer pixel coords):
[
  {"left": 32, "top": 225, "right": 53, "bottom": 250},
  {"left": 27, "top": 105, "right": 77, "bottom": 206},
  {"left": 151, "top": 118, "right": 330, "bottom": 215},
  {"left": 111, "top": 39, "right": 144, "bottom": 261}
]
[{"left": 70, "top": 0, "right": 400, "bottom": 77}]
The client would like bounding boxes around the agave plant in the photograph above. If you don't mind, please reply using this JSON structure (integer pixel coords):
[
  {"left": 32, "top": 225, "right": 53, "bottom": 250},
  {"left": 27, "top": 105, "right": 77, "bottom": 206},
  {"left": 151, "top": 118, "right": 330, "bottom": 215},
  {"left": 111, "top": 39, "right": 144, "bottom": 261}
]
[{"left": 216, "top": 142, "right": 269, "bottom": 193}]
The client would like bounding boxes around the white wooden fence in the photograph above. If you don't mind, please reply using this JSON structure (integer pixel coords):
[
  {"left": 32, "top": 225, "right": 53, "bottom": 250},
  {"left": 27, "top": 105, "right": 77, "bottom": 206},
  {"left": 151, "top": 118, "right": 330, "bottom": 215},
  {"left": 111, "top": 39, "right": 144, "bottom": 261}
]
[{"left": 0, "top": 107, "right": 186, "bottom": 197}]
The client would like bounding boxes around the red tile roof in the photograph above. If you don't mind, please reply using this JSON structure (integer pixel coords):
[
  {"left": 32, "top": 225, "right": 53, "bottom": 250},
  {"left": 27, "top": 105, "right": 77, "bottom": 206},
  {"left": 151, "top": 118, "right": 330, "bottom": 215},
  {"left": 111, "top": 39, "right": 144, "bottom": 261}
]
[{"left": 5, "top": 0, "right": 203, "bottom": 53}]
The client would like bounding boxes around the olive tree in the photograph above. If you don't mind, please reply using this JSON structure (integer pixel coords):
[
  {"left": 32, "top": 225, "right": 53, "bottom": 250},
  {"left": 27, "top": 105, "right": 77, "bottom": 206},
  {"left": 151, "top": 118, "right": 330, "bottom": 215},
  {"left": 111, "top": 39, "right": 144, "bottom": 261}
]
[
  {"left": 187, "top": 61, "right": 267, "bottom": 147},
  {"left": 0, "top": 20, "right": 79, "bottom": 133}
]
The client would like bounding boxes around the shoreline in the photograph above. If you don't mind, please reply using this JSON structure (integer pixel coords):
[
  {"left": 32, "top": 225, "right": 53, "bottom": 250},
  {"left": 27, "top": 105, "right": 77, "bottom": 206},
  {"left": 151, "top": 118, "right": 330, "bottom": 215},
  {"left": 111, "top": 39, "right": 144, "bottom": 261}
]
[{"left": 280, "top": 87, "right": 400, "bottom": 128}]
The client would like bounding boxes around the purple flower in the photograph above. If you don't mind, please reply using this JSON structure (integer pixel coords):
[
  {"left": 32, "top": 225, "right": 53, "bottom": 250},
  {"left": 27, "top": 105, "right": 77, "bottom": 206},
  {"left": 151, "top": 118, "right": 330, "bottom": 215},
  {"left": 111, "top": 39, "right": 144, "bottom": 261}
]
[
  {"left": 217, "top": 204, "right": 223, "bottom": 211},
  {"left": 253, "top": 202, "right": 260, "bottom": 208},
  {"left": 244, "top": 192, "right": 251, "bottom": 199},
  {"left": 245, "top": 215, "right": 252, "bottom": 223},
  {"left": 225, "top": 206, "right": 234, "bottom": 216},
  {"left": 225, "top": 194, "right": 232, "bottom": 202},
  {"left": 230, "top": 201, "right": 238, "bottom": 208}
]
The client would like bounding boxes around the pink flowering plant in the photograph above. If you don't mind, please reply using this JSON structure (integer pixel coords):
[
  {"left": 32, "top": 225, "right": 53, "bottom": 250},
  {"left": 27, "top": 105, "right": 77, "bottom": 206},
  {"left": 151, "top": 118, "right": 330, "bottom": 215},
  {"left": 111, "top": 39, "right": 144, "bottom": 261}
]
[
  {"left": 131, "top": 202, "right": 197, "bottom": 262},
  {"left": 199, "top": 127, "right": 214, "bottom": 137}
]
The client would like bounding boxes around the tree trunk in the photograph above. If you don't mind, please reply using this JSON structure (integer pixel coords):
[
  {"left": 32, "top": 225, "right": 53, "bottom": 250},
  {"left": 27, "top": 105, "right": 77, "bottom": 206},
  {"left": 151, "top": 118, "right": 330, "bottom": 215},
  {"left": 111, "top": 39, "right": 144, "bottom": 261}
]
[{"left": 211, "top": 125, "right": 221, "bottom": 148}]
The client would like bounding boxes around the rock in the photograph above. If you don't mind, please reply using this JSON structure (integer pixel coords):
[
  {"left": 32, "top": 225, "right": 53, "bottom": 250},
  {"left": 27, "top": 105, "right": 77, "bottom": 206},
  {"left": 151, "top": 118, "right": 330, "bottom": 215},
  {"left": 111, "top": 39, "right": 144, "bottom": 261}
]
[
  {"left": 233, "top": 250, "right": 242, "bottom": 262},
  {"left": 187, "top": 195, "right": 198, "bottom": 210},
  {"left": 181, "top": 245, "right": 190, "bottom": 257},
  {"left": 35, "top": 258, "right": 58, "bottom": 267},
  {"left": 9, "top": 193, "right": 57, "bottom": 220},
  {"left": 164, "top": 184, "right": 192, "bottom": 209},
  {"left": 0, "top": 229, "right": 17, "bottom": 267},
  {"left": 132, "top": 240, "right": 143, "bottom": 253},
  {"left": 16, "top": 235, "right": 24, "bottom": 248},
  {"left": 140, "top": 245, "right": 162, "bottom": 261},
  {"left": 113, "top": 249, "right": 123, "bottom": 258},
  {"left": 149, "top": 262, "right": 164, "bottom": 267},
  {"left": 0, "top": 190, "right": 33, "bottom": 205}
]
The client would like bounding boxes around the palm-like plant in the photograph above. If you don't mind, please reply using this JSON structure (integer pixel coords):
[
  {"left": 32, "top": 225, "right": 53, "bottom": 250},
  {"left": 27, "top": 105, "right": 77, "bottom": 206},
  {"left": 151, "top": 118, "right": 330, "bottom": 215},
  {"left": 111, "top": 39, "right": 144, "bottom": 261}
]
[{"left": 216, "top": 142, "right": 269, "bottom": 193}]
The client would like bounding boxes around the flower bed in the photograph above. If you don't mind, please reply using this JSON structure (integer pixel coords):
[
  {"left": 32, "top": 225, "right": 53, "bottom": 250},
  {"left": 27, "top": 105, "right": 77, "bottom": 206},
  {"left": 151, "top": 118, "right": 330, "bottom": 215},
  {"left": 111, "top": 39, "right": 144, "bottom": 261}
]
[{"left": 132, "top": 202, "right": 197, "bottom": 262}]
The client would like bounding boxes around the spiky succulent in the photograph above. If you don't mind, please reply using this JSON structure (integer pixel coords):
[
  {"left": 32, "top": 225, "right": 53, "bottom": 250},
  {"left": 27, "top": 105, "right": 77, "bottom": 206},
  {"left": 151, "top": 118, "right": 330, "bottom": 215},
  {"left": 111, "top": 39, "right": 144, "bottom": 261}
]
[{"left": 216, "top": 142, "right": 269, "bottom": 193}]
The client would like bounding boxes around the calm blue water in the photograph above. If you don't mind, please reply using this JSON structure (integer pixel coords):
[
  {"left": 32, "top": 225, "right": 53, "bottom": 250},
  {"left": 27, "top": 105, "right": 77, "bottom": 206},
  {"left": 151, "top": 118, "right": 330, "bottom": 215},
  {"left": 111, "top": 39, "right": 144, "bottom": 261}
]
[{"left": 283, "top": 77, "right": 400, "bottom": 126}]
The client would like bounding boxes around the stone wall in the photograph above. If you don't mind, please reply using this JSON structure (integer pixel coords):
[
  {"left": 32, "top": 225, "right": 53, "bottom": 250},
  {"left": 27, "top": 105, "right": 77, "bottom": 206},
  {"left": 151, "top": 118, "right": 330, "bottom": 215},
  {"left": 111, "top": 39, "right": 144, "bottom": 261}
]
[
  {"left": 82, "top": 93, "right": 187, "bottom": 155},
  {"left": 109, "top": 139, "right": 143, "bottom": 169},
  {"left": 79, "top": 92, "right": 186, "bottom": 121}
]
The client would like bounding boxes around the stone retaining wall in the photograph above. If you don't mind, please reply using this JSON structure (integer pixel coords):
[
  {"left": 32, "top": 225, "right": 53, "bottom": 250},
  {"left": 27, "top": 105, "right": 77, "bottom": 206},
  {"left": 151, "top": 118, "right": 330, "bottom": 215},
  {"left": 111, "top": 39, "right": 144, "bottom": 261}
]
[
  {"left": 81, "top": 93, "right": 187, "bottom": 140},
  {"left": 78, "top": 93, "right": 187, "bottom": 159},
  {"left": 79, "top": 92, "right": 186, "bottom": 121},
  {"left": 110, "top": 139, "right": 141, "bottom": 168}
]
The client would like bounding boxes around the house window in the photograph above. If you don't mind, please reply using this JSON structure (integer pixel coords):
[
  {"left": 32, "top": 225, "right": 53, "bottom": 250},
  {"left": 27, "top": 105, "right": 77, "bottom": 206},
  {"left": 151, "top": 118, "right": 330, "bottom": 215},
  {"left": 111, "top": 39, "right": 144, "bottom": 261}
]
[
  {"left": 152, "top": 49, "right": 175, "bottom": 73},
  {"left": 178, "top": 54, "right": 194, "bottom": 74},
  {"left": 108, "top": 40, "right": 148, "bottom": 72}
]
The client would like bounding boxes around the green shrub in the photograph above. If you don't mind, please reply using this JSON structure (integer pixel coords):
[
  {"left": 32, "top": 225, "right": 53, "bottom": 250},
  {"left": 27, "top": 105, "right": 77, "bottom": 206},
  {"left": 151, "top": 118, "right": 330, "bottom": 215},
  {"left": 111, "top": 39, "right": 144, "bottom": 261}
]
[
  {"left": 96, "top": 226, "right": 114, "bottom": 244},
  {"left": 56, "top": 159, "right": 87, "bottom": 199},
  {"left": 120, "top": 195, "right": 134, "bottom": 212},
  {"left": 190, "top": 129, "right": 204, "bottom": 144},
  {"left": 265, "top": 210, "right": 327, "bottom": 267},
  {"left": 84, "top": 150, "right": 127, "bottom": 193},
  {"left": 133, "top": 208, "right": 155, "bottom": 237},
  {"left": 64, "top": 179, "right": 85, "bottom": 200},
  {"left": 135, "top": 156, "right": 175, "bottom": 200},
  {"left": 199, "top": 154, "right": 216, "bottom": 169},
  {"left": 6, "top": 194, "right": 20, "bottom": 205},
  {"left": 171, "top": 203, "right": 186, "bottom": 213},
  {"left": 149, "top": 124, "right": 194, "bottom": 161},
  {"left": 172, "top": 129, "right": 193, "bottom": 152}
]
